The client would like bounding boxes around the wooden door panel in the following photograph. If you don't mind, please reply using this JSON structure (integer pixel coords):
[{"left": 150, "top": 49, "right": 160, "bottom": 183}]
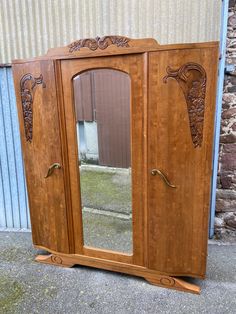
[
  {"left": 12, "top": 61, "right": 69, "bottom": 253},
  {"left": 148, "top": 48, "right": 218, "bottom": 277}
]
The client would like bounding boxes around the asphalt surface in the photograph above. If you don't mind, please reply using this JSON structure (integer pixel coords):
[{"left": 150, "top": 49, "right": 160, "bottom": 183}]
[{"left": 0, "top": 231, "right": 235, "bottom": 314}]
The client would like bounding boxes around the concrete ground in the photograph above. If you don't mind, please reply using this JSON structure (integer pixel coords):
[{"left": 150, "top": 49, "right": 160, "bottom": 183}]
[{"left": 0, "top": 232, "right": 236, "bottom": 314}]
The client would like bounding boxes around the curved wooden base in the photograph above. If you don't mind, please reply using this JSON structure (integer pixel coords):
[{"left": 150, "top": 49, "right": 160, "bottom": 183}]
[
  {"left": 35, "top": 254, "right": 75, "bottom": 268},
  {"left": 35, "top": 252, "right": 200, "bottom": 294},
  {"left": 145, "top": 276, "right": 200, "bottom": 294}
]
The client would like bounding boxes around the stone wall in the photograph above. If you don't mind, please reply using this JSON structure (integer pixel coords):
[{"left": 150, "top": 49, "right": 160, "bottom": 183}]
[{"left": 215, "top": 0, "right": 236, "bottom": 240}]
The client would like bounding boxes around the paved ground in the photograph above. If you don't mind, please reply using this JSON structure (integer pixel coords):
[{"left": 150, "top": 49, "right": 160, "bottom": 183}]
[{"left": 0, "top": 232, "right": 235, "bottom": 314}]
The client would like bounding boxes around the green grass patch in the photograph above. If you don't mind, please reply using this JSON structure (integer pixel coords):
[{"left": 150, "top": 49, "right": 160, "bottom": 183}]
[
  {"left": 0, "top": 275, "right": 24, "bottom": 313},
  {"left": 80, "top": 169, "right": 131, "bottom": 214}
]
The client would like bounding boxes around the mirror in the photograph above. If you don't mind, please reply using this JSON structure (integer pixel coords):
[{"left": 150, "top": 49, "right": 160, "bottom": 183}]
[{"left": 73, "top": 69, "right": 132, "bottom": 254}]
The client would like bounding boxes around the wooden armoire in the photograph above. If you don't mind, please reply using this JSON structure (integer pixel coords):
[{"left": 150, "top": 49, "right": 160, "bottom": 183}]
[{"left": 12, "top": 36, "right": 218, "bottom": 294}]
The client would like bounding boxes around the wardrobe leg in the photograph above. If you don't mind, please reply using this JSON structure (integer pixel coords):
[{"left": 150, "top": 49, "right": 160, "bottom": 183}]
[
  {"left": 145, "top": 275, "right": 200, "bottom": 294},
  {"left": 35, "top": 254, "right": 75, "bottom": 268}
]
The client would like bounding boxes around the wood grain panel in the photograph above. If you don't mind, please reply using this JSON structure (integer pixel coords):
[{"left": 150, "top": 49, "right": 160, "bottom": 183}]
[
  {"left": 147, "top": 47, "right": 218, "bottom": 277},
  {"left": 12, "top": 61, "right": 69, "bottom": 253}
]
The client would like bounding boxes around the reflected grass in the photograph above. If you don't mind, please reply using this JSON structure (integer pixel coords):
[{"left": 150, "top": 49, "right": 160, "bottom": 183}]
[{"left": 79, "top": 168, "right": 132, "bottom": 214}]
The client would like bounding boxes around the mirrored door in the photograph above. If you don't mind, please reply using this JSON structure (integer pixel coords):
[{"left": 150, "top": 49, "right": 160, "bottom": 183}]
[
  {"left": 61, "top": 55, "right": 145, "bottom": 265},
  {"left": 73, "top": 69, "right": 132, "bottom": 253}
]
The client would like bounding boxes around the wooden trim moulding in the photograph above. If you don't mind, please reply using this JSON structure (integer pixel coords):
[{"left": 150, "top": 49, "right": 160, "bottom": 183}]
[
  {"left": 34, "top": 244, "right": 201, "bottom": 294},
  {"left": 11, "top": 38, "right": 219, "bottom": 64}
]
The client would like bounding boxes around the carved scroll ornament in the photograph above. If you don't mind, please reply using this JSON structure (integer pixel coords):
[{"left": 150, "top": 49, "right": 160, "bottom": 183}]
[
  {"left": 20, "top": 73, "right": 46, "bottom": 142},
  {"left": 163, "top": 62, "right": 207, "bottom": 148},
  {"left": 68, "top": 35, "right": 130, "bottom": 52}
]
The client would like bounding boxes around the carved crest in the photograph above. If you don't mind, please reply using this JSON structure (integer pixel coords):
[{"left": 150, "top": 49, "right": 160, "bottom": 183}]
[
  {"left": 20, "top": 73, "right": 46, "bottom": 142},
  {"left": 163, "top": 62, "right": 207, "bottom": 148},
  {"left": 68, "top": 36, "right": 130, "bottom": 52}
]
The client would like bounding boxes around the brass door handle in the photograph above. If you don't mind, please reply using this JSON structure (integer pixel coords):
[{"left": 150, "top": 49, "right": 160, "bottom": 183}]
[
  {"left": 151, "top": 169, "right": 176, "bottom": 188},
  {"left": 45, "top": 163, "right": 61, "bottom": 178}
]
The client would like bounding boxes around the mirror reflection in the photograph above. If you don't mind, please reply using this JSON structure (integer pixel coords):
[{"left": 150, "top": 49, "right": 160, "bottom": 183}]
[{"left": 73, "top": 69, "right": 132, "bottom": 253}]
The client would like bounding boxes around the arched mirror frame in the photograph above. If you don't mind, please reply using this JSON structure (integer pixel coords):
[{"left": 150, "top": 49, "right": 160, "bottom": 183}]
[
  {"left": 72, "top": 68, "right": 133, "bottom": 254},
  {"left": 60, "top": 54, "right": 147, "bottom": 266}
]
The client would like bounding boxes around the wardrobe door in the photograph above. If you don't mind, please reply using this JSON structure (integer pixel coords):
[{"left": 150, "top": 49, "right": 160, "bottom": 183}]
[
  {"left": 12, "top": 60, "right": 70, "bottom": 253},
  {"left": 147, "top": 47, "right": 218, "bottom": 277},
  {"left": 60, "top": 54, "right": 146, "bottom": 265}
]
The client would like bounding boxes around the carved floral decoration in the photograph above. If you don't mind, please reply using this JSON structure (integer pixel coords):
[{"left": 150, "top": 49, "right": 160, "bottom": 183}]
[
  {"left": 163, "top": 62, "right": 207, "bottom": 148},
  {"left": 20, "top": 73, "right": 46, "bottom": 142},
  {"left": 68, "top": 36, "right": 130, "bottom": 52}
]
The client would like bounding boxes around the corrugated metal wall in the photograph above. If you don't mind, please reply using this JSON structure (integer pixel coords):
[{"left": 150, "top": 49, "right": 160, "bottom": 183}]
[
  {"left": 0, "top": 0, "right": 222, "bottom": 229},
  {"left": 0, "top": 67, "right": 30, "bottom": 229},
  {"left": 0, "top": 0, "right": 221, "bottom": 63}
]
